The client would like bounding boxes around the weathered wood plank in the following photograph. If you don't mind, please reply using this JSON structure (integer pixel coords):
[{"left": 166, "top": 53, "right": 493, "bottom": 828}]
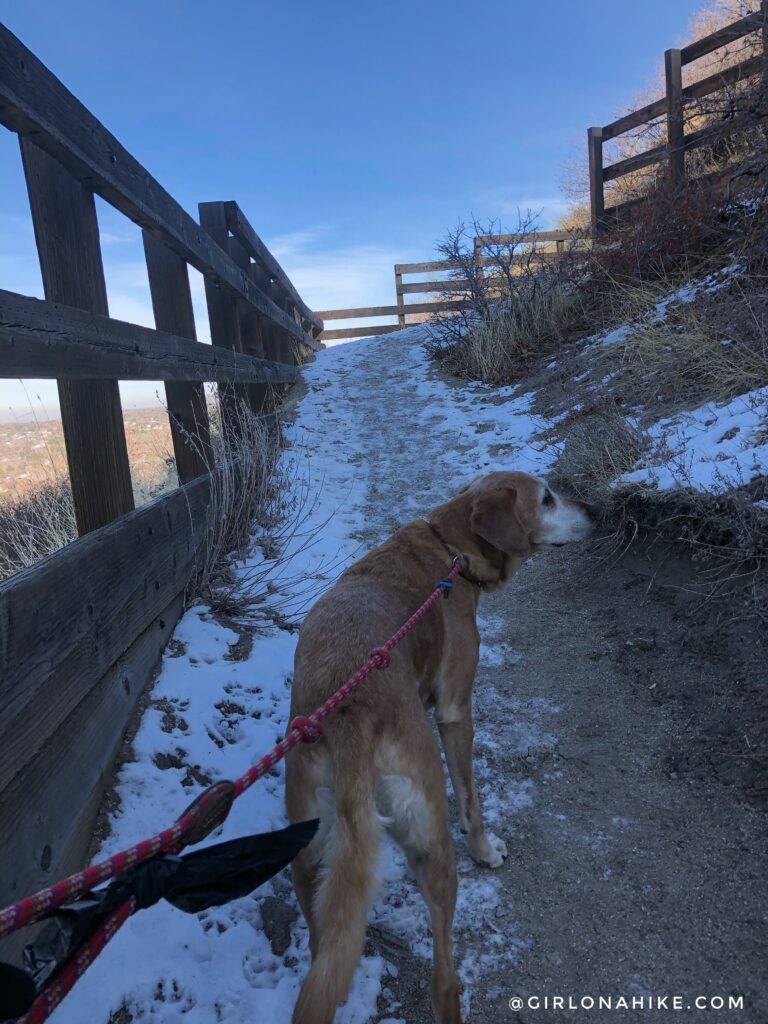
[
  {"left": 0, "top": 287, "right": 298, "bottom": 384},
  {"left": 682, "top": 52, "right": 764, "bottom": 102},
  {"left": 20, "top": 137, "right": 134, "bottom": 537},
  {"left": 603, "top": 97, "right": 667, "bottom": 141},
  {"left": 0, "top": 24, "right": 314, "bottom": 349},
  {"left": 0, "top": 593, "right": 183, "bottom": 967},
  {"left": 228, "top": 233, "right": 271, "bottom": 414},
  {"left": 603, "top": 163, "right": 733, "bottom": 225},
  {"left": 602, "top": 52, "right": 764, "bottom": 142},
  {"left": 0, "top": 470, "right": 214, "bottom": 798},
  {"left": 395, "top": 259, "right": 465, "bottom": 274},
  {"left": 680, "top": 9, "right": 765, "bottom": 65},
  {"left": 602, "top": 140, "right": 666, "bottom": 182},
  {"left": 250, "top": 260, "right": 285, "bottom": 372},
  {"left": 394, "top": 268, "right": 405, "bottom": 327},
  {"left": 143, "top": 231, "right": 212, "bottom": 482},
  {"left": 474, "top": 229, "right": 585, "bottom": 245},
  {"left": 394, "top": 253, "right": 570, "bottom": 276},
  {"left": 683, "top": 116, "right": 742, "bottom": 153},
  {"left": 399, "top": 278, "right": 471, "bottom": 295},
  {"left": 588, "top": 126, "right": 607, "bottom": 234},
  {"left": 320, "top": 324, "right": 406, "bottom": 341},
  {"left": 199, "top": 201, "right": 255, "bottom": 426},
  {"left": 223, "top": 202, "right": 322, "bottom": 334},
  {"left": 316, "top": 299, "right": 468, "bottom": 321}
]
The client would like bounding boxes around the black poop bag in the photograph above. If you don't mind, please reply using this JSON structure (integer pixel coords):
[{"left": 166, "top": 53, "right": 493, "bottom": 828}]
[{"left": 1, "top": 819, "right": 318, "bottom": 1020}]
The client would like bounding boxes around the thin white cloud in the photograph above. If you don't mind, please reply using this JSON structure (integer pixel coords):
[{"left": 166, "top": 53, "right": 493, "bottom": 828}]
[
  {"left": 100, "top": 229, "right": 135, "bottom": 246},
  {"left": 266, "top": 233, "right": 402, "bottom": 345},
  {"left": 474, "top": 185, "right": 572, "bottom": 229},
  {"left": 267, "top": 229, "right": 329, "bottom": 262},
  {"left": 498, "top": 194, "right": 572, "bottom": 224}
]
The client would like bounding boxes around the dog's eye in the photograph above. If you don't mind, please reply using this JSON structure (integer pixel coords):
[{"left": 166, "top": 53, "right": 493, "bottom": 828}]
[{"left": 542, "top": 490, "right": 555, "bottom": 507}]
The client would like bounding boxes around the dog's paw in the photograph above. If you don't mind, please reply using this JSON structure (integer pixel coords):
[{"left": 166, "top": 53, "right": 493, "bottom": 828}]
[{"left": 470, "top": 832, "right": 508, "bottom": 868}]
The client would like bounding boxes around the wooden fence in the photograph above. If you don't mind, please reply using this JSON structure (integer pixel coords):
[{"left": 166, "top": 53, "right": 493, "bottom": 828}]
[
  {"left": 318, "top": 229, "right": 581, "bottom": 342},
  {"left": 319, "top": 5, "right": 767, "bottom": 343},
  {"left": 589, "top": 2, "right": 768, "bottom": 233},
  {"left": 0, "top": 21, "right": 322, "bottom": 955}
]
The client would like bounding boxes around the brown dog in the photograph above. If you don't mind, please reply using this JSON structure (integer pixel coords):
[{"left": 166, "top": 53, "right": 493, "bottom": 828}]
[{"left": 286, "top": 471, "right": 596, "bottom": 1023}]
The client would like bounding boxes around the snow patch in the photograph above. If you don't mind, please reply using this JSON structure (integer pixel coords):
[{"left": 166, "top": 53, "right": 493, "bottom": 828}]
[{"left": 616, "top": 386, "right": 768, "bottom": 492}]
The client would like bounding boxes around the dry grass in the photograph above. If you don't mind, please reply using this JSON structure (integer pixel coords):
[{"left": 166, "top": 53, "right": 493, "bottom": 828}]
[
  {"left": 185, "top": 395, "right": 284, "bottom": 605},
  {"left": 0, "top": 461, "right": 180, "bottom": 582},
  {"left": 593, "top": 292, "right": 768, "bottom": 412},
  {"left": 0, "top": 478, "right": 77, "bottom": 581},
  {"left": 603, "top": 480, "right": 768, "bottom": 622},
  {"left": 550, "top": 403, "right": 650, "bottom": 508},
  {"left": 433, "top": 280, "right": 581, "bottom": 384}
]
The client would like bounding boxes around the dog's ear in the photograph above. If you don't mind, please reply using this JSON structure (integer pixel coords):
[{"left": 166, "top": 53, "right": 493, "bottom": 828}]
[{"left": 470, "top": 485, "right": 530, "bottom": 556}]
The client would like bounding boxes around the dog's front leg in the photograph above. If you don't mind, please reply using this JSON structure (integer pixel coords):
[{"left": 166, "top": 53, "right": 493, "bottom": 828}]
[{"left": 437, "top": 705, "right": 507, "bottom": 868}]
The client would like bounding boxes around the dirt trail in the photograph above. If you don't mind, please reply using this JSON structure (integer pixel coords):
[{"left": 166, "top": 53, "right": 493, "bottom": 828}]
[{"left": 292, "top": 328, "right": 767, "bottom": 1023}]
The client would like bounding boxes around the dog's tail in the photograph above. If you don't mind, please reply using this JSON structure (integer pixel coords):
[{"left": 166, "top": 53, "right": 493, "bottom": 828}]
[{"left": 292, "top": 729, "right": 381, "bottom": 1024}]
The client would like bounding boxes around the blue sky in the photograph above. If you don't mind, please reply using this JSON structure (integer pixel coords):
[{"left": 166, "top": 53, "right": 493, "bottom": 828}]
[{"left": 0, "top": 0, "right": 705, "bottom": 419}]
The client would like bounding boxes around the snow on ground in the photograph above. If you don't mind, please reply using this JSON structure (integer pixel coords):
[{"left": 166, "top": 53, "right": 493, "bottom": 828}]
[
  {"left": 616, "top": 385, "right": 768, "bottom": 493},
  {"left": 50, "top": 326, "right": 561, "bottom": 1024}
]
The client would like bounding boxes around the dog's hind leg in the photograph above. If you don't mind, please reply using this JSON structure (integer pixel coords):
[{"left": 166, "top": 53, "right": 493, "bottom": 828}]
[
  {"left": 381, "top": 773, "right": 462, "bottom": 1024},
  {"left": 291, "top": 849, "right": 320, "bottom": 957},
  {"left": 291, "top": 747, "right": 381, "bottom": 1024},
  {"left": 410, "top": 832, "right": 461, "bottom": 1024}
]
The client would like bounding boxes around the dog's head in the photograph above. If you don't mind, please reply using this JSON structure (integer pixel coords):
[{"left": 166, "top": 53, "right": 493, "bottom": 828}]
[{"left": 462, "top": 471, "right": 597, "bottom": 559}]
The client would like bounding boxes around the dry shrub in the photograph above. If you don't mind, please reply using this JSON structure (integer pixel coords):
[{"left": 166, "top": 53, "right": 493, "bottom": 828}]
[
  {"left": 549, "top": 402, "right": 649, "bottom": 508},
  {"left": 0, "top": 478, "right": 77, "bottom": 581},
  {"left": 587, "top": 176, "right": 734, "bottom": 286},
  {"left": 426, "top": 216, "right": 588, "bottom": 383},
  {"left": 433, "top": 280, "right": 582, "bottom": 384},
  {"left": 187, "top": 395, "right": 284, "bottom": 604}
]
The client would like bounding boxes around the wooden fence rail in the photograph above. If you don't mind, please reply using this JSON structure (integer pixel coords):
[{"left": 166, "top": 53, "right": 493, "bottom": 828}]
[
  {"left": 589, "top": 2, "right": 768, "bottom": 233},
  {"left": 0, "top": 21, "right": 322, "bottom": 956}
]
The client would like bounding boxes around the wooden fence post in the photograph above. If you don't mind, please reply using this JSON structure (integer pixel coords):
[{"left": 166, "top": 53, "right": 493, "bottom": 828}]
[
  {"left": 270, "top": 280, "right": 295, "bottom": 367},
  {"left": 250, "top": 263, "right": 283, "bottom": 374},
  {"left": 198, "top": 202, "right": 251, "bottom": 432},
  {"left": 19, "top": 138, "right": 134, "bottom": 535},
  {"left": 588, "top": 127, "right": 606, "bottom": 234},
  {"left": 394, "top": 268, "right": 406, "bottom": 326},
  {"left": 227, "top": 235, "right": 271, "bottom": 414},
  {"left": 665, "top": 48, "right": 686, "bottom": 191},
  {"left": 473, "top": 237, "right": 484, "bottom": 284},
  {"left": 143, "top": 232, "right": 212, "bottom": 482}
]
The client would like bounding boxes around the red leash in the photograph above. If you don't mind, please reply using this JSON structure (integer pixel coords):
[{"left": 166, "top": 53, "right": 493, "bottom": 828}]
[{"left": 2, "top": 556, "right": 462, "bottom": 1023}]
